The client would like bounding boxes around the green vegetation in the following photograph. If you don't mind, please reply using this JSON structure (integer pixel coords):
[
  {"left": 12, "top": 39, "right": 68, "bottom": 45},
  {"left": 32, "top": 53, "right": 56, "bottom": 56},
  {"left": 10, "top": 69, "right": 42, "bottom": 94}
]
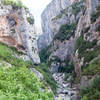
[
  {"left": 82, "top": 57, "right": 100, "bottom": 75},
  {"left": 0, "top": 43, "right": 54, "bottom": 100},
  {"left": 0, "top": 66, "right": 53, "bottom": 100},
  {"left": 1, "top": 0, "right": 23, "bottom": 8},
  {"left": 27, "top": 17, "right": 34, "bottom": 25},
  {"left": 91, "top": 5, "right": 100, "bottom": 23},
  {"left": 39, "top": 45, "right": 51, "bottom": 63},
  {"left": 80, "top": 77, "right": 100, "bottom": 100},
  {"left": 39, "top": 63, "right": 57, "bottom": 94},
  {"left": 74, "top": 37, "right": 99, "bottom": 63},
  {"left": 79, "top": 41, "right": 100, "bottom": 63},
  {"left": 72, "top": 0, "right": 86, "bottom": 16},
  {"left": 96, "top": 25, "right": 100, "bottom": 33},
  {"left": 54, "top": 23, "right": 76, "bottom": 41},
  {"left": 0, "top": 42, "right": 56, "bottom": 96},
  {"left": 74, "top": 35, "right": 84, "bottom": 52}
]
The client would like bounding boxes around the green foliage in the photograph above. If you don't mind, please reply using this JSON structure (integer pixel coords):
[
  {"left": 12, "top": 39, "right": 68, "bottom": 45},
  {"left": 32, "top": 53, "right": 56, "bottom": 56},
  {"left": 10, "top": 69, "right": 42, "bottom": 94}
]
[
  {"left": 74, "top": 36, "right": 84, "bottom": 52},
  {"left": 72, "top": 0, "right": 86, "bottom": 16},
  {"left": 54, "top": 23, "right": 76, "bottom": 41},
  {"left": 1, "top": 0, "right": 23, "bottom": 8},
  {"left": 96, "top": 5, "right": 100, "bottom": 10},
  {"left": 82, "top": 57, "right": 100, "bottom": 75},
  {"left": 39, "top": 63, "right": 57, "bottom": 94},
  {"left": 39, "top": 45, "right": 51, "bottom": 63},
  {"left": 91, "top": 5, "right": 100, "bottom": 23},
  {"left": 0, "top": 43, "right": 55, "bottom": 96},
  {"left": 78, "top": 39, "right": 99, "bottom": 63},
  {"left": 27, "top": 17, "right": 34, "bottom": 25},
  {"left": 80, "top": 77, "right": 100, "bottom": 100},
  {"left": 0, "top": 66, "right": 53, "bottom": 100}
]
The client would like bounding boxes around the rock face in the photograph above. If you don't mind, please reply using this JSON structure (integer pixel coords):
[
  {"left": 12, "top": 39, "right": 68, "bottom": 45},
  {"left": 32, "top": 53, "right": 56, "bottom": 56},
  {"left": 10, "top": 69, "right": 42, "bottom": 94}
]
[
  {"left": 38, "top": 0, "right": 71, "bottom": 50},
  {"left": 0, "top": 3, "right": 40, "bottom": 64},
  {"left": 39, "top": 0, "right": 100, "bottom": 99}
]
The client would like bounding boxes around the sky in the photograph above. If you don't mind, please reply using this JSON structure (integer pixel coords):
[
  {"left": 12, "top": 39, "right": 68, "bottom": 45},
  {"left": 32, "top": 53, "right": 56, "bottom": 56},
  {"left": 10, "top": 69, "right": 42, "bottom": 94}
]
[{"left": 22, "top": 0, "right": 51, "bottom": 34}]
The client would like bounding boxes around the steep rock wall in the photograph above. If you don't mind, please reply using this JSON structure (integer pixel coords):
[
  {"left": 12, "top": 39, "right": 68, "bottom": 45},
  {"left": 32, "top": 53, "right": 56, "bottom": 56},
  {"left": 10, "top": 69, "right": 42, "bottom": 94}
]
[
  {"left": 0, "top": 4, "right": 40, "bottom": 64},
  {"left": 38, "top": 0, "right": 71, "bottom": 50}
]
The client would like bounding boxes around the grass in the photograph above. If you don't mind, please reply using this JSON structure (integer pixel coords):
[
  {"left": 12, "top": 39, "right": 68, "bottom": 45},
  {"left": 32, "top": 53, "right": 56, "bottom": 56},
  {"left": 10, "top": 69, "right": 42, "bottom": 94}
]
[
  {"left": 1, "top": 0, "right": 23, "bottom": 8},
  {"left": 0, "top": 43, "right": 54, "bottom": 100},
  {"left": 0, "top": 42, "right": 57, "bottom": 95}
]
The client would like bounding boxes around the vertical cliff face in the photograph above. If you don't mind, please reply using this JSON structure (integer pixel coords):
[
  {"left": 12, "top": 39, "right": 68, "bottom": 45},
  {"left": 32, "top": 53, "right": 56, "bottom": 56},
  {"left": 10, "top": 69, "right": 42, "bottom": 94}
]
[
  {"left": 0, "top": 2, "right": 40, "bottom": 64},
  {"left": 38, "top": 0, "right": 71, "bottom": 50}
]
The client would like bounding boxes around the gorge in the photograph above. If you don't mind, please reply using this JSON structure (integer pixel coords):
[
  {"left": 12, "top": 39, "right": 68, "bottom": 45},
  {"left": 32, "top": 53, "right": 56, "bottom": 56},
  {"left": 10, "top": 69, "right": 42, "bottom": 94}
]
[{"left": 0, "top": 0, "right": 100, "bottom": 100}]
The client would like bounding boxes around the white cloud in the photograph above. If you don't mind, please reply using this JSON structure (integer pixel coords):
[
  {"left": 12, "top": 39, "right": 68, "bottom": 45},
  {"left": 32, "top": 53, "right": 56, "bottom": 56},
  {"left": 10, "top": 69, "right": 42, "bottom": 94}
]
[{"left": 22, "top": 0, "right": 51, "bottom": 33}]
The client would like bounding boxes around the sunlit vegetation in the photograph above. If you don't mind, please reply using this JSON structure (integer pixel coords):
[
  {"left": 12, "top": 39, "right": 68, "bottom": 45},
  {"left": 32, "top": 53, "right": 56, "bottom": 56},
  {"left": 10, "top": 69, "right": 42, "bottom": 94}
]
[
  {"left": 0, "top": 66, "right": 53, "bottom": 100},
  {"left": 0, "top": 43, "right": 55, "bottom": 98},
  {"left": 1, "top": 0, "right": 23, "bottom": 7}
]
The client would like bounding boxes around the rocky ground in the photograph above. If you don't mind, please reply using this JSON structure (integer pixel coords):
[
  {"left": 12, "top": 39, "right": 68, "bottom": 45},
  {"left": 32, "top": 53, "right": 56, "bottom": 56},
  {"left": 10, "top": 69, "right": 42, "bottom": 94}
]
[{"left": 53, "top": 73, "right": 76, "bottom": 100}]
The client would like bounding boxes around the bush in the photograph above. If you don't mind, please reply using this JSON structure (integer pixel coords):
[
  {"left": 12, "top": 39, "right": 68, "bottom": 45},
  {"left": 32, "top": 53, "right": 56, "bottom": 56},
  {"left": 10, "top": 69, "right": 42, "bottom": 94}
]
[
  {"left": 27, "top": 17, "right": 34, "bottom": 25},
  {"left": 91, "top": 5, "right": 100, "bottom": 23},
  {"left": 1, "top": 0, "right": 23, "bottom": 8},
  {"left": 72, "top": 0, "right": 85, "bottom": 16},
  {"left": 39, "top": 63, "right": 57, "bottom": 94},
  {"left": 78, "top": 39, "right": 98, "bottom": 62},
  {"left": 54, "top": 23, "right": 76, "bottom": 41},
  {"left": 39, "top": 45, "right": 51, "bottom": 63},
  {"left": 0, "top": 43, "right": 56, "bottom": 95},
  {"left": 80, "top": 77, "right": 100, "bottom": 100},
  {"left": 0, "top": 66, "right": 53, "bottom": 100},
  {"left": 74, "top": 36, "right": 84, "bottom": 52},
  {"left": 82, "top": 57, "right": 100, "bottom": 75}
]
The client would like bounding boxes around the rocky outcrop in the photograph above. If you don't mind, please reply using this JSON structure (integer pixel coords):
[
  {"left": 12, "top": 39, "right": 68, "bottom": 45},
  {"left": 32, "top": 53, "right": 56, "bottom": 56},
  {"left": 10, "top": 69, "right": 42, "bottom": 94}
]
[
  {"left": 0, "top": 3, "right": 40, "bottom": 64},
  {"left": 38, "top": 0, "right": 71, "bottom": 50}
]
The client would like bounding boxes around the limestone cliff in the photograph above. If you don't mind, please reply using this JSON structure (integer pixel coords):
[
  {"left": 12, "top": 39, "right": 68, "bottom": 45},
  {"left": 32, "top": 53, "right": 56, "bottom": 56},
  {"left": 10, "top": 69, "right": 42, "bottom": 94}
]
[
  {"left": 39, "top": 0, "right": 100, "bottom": 99},
  {"left": 0, "top": 1, "right": 40, "bottom": 64}
]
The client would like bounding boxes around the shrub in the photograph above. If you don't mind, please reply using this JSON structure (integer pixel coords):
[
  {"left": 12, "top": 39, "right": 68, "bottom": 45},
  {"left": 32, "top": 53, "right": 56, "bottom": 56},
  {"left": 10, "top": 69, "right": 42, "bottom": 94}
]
[
  {"left": 78, "top": 39, "right": 98, "bottom": 62},
  {"left": 74, "top": 35, "right": 84, "bottom": 52},
  {"left": 0, "top": 66, "right": 53, "bottom": 100},
  {"left": 1, "top": 0, "right": 23, "bottom": 8},
  {"left": 91, "top": 5, "right": 100, "bottom": 23},
  {"left": 72, "top": 0, "right": 85, "bottom": 16},
  {"left": 27, "top": 17, "right": 34, "bottom": 25},
  {"left": 0, "top": 43, "right": 56, "bottom": 95},
  {"left": 54, "top": 23, "right": 76, "bottom": 41},
  {"left": 39, "top": 45, "right": 51, "bottom": 63},
  {"left": 80, "top": 77, "right": 100, "bottom": 100},
  {"left": 39, "top": 63, "right": 57, "bottom": 94},
  {"left": 82, "top": 57, "right": 100, "bottom": 75}
]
